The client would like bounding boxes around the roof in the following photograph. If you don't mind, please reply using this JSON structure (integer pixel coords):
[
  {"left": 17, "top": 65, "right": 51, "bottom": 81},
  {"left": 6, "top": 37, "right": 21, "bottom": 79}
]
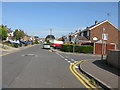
[
  {"left": 80, "top": 20, "right": 119, "bottom": 33},
  {"left": 89, "top": 19, "right": 118, "bottom": 30},
  {"left": 63, "top": 20, "right": 119, "bottom": 39},
  {"left": 77, "top": 36, "right": 88, "bottom": 41}
]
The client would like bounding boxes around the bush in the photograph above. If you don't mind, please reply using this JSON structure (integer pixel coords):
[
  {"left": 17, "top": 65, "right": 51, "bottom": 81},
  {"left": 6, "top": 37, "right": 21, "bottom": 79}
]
[
  {"left": 55, "top": 45, "right": 62, "bottom": 49},
  {"left": 60, "top": 44, "right": 93, "bottom": 54},
  {"left": 60, "top": 44, "right": 73, "bottom": 52}
]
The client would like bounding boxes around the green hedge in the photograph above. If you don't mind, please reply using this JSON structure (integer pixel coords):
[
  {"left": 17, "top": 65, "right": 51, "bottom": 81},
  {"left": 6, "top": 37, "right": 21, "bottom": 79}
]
[{"left": 60, "top": 44, "right": 93, "bottom": 54}]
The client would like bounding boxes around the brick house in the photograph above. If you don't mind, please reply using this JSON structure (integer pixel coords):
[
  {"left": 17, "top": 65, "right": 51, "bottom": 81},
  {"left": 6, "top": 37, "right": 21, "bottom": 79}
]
[
  {"left": 63, "top": 20, "right": 120, "bottom": 54},
  {"left": 79, "top": 20, "right": 120, "bottom": 44},
  {"left": 78, "top": 20, "right": 120, "bottom": 54}
]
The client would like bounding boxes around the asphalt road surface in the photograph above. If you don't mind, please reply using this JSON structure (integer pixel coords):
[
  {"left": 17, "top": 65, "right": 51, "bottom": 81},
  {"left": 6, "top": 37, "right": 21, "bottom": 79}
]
[{"left": 2, "top": 44, "right": 100, "bottom": 88}]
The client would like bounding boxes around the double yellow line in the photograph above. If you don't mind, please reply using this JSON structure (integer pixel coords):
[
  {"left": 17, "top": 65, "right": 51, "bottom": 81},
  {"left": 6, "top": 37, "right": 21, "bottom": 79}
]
[{"left": 69, "top": 60, "right": 98, "bottom": 90}]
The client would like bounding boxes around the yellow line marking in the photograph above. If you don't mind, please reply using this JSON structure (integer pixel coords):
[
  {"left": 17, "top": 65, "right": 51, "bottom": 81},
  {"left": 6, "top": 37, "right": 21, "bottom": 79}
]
[
  {"left": 73, "top": 60, "right": 98, "bottom": 90},
  {"left": 69, "top": 64, "right": 92, "bottom": 90},
  {"left": 0, "top": 52, "right": 12, "bottom": 56},
  {"left": 69, "top": 60, "right": 98, "bottom": 90}
]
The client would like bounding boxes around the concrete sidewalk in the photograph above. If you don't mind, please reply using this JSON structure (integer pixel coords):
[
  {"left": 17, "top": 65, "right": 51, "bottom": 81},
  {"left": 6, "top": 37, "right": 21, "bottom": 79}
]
[
  {"left": 0, "top": 44, "right": 38, "bottom": 55},
  {"left": 80, "top": 59, "right": 120, "bottom": 90}
]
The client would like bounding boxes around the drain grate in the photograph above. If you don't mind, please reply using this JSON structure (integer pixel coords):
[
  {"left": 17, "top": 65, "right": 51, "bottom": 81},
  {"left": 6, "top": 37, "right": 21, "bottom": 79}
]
[{"left": 22, "top": 54, "right": 36, "bottom": 56}]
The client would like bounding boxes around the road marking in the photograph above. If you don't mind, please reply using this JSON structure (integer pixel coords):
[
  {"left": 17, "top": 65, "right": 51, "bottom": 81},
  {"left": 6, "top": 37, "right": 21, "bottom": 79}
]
[
  {"left": 74, "top": 61, "right": 78, "bottom": 63},
  {"left": 73, "top": 61, "right": 98, "bottom": 89},
  {"left": 70, "top": 63, "right": 74, "bottom": 65},
  {"left": 75, "top": 66, "right": 79, "bottom": 69},
  {"left": 0, "top": 52, "right": 13, "bottom": 56},
  {"left": 69, "top": 63, "right": 91, "bottom": 89},
  {"left": 70, "top": 60, "right": 98, "bottom": 90},
  {"left": 65, "top": 59, "right": 68, "bottom": 61},
  {"left": 71, "top": 59, "right": 75, "bottom": 61},
  {"left": 68, "top": 61, "right": 71, "bottom": 63}
]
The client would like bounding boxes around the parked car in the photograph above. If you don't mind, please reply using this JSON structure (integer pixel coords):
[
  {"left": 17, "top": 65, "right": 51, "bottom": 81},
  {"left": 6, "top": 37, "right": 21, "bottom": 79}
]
[
  {"left": 43, "top": 43, "right": 50, "bottom": 49},
  {"left": 20, "top": 41, "right": 28, "bottom": 46},
  {"left": 8, "top": 39, "right": 22, "bottom": 48}
]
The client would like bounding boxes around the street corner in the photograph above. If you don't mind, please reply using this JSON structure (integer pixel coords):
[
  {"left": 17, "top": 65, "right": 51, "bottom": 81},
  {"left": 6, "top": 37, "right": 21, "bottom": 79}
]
[{"left": 79, "top": 59, "right": 119, "bottom": 89}]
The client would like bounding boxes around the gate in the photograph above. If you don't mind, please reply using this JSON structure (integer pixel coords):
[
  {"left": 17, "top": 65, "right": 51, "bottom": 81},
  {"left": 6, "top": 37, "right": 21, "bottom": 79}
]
[{"left": 94, "top": 43, "right": 116, "bottom": 55}]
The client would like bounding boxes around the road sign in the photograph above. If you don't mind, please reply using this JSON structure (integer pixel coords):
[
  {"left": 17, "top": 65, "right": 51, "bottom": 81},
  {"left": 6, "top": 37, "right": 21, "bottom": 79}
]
[{"left": 102, "top": 34, "right": 108, "bottom": 40}]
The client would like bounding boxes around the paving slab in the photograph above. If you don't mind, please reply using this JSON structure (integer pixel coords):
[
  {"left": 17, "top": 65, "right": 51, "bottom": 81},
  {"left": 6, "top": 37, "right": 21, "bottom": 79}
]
[{"left": 80, "top": 60, "right": 120, "bottom": 89}]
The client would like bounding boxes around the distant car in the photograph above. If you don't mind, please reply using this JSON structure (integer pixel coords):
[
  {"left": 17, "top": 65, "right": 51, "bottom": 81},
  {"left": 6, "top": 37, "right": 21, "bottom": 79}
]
[
  {"left": 20, "top": 41, "right": 28, "bottom": 46},
  {"left": 43, "top": 43, "right": 50, "bottom": 49}
]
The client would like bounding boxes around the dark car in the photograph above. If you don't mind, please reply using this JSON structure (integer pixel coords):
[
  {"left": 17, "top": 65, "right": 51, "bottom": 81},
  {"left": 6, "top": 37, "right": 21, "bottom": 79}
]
[{"left": 20, "top": 41, "right": 28, "bottom": 46}]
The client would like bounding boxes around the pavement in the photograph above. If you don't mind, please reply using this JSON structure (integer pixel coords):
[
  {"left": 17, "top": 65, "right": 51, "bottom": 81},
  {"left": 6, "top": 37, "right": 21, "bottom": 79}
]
[
  {"left": 0, "top": 44, "right": 38, "bottom": 56},
  {"left": 80, "top": 59, "right": 120, "bottom": 90}
]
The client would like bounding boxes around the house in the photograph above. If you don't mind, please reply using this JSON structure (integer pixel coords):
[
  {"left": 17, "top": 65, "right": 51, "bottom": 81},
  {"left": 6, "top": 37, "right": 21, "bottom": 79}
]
[
  {"left": 64, "top": 30, "right": 91, "bottom": 44},
  {"left": 79, "top": 20, "right": 120, "bottom": 44},
  {"left": 21, "top": 35, "right": 35, "bottom": 41},
  {"left": 63, "top": 20, "right": 120, "bottom": 54},
  {"left": 64, "top": 20, "right": 119, "bottom": 44}
]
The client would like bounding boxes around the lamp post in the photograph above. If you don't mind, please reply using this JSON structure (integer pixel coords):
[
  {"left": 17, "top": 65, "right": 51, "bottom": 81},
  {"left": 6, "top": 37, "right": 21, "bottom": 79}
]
[
  {"left": 101, "top": 28, "right": 105, "bottom": 60},
  {"left": 73, "top": 35, "right": 77, "bottom": 53}
]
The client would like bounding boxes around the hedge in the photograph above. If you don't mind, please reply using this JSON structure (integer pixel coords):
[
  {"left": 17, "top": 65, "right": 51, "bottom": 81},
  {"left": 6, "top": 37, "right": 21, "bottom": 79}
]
[{"left": 60, "top": 44, "right": 93, "bottom": 54}]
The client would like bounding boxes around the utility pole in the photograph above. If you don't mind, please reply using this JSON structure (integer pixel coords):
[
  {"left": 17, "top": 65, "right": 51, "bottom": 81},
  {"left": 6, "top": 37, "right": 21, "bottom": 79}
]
[
  {"left": 50, "top": 29, "right": 52, "bottom": 35},
  {"left": 50, "top": 29, "right": 52, "bottom": 39},
  {"left": 73, "top": 35, "right": 77, "bottom": 53}
]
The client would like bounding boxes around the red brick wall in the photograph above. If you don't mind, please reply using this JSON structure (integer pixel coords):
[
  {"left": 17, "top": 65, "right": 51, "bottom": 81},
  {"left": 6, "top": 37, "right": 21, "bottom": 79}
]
[{"left": 90, "top": 22, "right": 119, "bottom": 44}]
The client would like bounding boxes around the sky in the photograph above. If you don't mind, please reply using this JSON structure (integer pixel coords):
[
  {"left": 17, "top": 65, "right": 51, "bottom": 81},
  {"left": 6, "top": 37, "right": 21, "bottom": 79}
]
[{"left": 2, "top": 2, "right": 118, "bottom": 38}]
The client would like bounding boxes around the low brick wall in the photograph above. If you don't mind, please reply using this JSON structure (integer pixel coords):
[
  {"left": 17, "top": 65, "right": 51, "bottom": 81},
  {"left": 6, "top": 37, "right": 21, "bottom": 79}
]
[{"left": 107, "top": 50, "right": 120, "bottom": 69}]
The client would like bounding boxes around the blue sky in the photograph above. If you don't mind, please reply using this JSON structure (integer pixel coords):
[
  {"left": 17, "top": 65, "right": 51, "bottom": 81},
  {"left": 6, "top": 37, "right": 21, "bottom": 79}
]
[{"left": 2, "top": 2, "right": 118, "bottom": 38}]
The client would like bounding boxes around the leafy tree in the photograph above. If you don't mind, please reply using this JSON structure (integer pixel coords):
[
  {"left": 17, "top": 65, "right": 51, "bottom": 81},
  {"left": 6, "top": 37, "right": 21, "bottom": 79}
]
[
  {"left": 34, "top": 39, "right": 39, "bottom": 44},
  {"left": 46, "top": 40, "right": 50, "bottom": 43},
  {"left": 45, "top": 35, "right": 55, "bottom": 41},
  {"left": 13, "top": 29, "right": 26, "bottom": 40},
  {"left": 34, "top": 36, "right": 39, "bottom": 38},
  {"left": 0, "top": 25, "right": 8, "bottom": 40}
]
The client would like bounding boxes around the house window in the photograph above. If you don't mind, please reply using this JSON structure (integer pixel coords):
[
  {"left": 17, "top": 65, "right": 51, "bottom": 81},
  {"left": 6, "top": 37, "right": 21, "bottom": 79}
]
[
  {"left": 83, "top": 31, "right": 87, "bottom": 37},
  {"left": 81, "top": 32, "right": 83, "bottom": 36},
  {"left": 87, "top": 31, "right": 89, "bottom": 36}
]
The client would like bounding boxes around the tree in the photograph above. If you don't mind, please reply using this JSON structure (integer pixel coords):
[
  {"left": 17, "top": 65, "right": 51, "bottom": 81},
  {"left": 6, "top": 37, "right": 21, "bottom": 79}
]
[
  {"left": 13, "top": 29, "right": 26, "bottom": 40},
  {"left": 34, "top": 39, "right": 39, "bottom": 44},
  {"left": 45, "top": 35, "right": 55, "bottom": 41},
  {"left": 34, "top": 36, "right": 39, "bottom": 38},
  {"left": 0, "top": 25, "right": 8, "bottom": 40}
]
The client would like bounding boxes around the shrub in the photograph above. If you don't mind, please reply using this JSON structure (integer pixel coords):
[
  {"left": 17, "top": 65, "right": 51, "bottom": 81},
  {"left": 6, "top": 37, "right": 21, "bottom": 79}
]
[
  {"left": 60, "top": 44, "right": 93, "bottom": 54},
  {"left": 60, "top": 44, "right": 73, "bottom": 52}
]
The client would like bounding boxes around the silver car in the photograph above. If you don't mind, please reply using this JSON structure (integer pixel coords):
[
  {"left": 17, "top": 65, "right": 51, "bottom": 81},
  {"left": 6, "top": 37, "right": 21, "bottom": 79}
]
[{"left": 43, "top": 43, "right": 50, "bottom": 49}]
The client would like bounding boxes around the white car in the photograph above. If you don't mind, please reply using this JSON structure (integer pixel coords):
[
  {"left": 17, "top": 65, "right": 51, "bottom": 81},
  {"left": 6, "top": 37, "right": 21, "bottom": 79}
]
[{"left": 43, "top": 43, "right": 50, "bottom": 49}]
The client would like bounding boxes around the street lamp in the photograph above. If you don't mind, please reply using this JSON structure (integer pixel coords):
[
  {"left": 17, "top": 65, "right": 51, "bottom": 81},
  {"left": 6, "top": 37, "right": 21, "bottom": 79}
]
[
  {"left": 73, "top": 34, "right": 77, "bottom": 53},
  {"left": 101, "top": 28, "right": 105, "bottom": 60}
]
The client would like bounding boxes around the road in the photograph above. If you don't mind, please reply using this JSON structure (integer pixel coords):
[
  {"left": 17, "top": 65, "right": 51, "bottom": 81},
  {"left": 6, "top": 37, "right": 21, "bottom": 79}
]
[{"left": 2, "top": 44, "right": 100, "bottom": 88}]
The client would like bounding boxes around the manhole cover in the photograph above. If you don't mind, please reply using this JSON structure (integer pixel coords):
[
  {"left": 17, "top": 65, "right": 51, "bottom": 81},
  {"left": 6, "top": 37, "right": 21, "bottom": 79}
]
[{"left": 22, "top": 54, "right": 36, "bottom": 56}]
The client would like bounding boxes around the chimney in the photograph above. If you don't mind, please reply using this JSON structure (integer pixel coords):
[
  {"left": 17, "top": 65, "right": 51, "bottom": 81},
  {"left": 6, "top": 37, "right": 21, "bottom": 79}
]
[{"left": 95, "top": 21, "right": 98, "bottom": 25}]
